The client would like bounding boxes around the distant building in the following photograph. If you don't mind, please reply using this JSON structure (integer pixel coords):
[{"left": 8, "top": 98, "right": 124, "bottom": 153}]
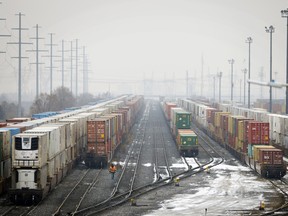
[{"left": 254, "top": 99, "right": 285, "bottom": 114}]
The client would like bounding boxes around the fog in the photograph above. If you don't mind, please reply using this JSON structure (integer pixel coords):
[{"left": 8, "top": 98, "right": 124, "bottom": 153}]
[{"left": 0, "top": 0, "right": 287, "bottom": 103}]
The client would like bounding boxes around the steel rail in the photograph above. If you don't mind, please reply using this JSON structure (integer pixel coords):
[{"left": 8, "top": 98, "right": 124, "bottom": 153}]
[{"left": 51, "top": 169, "right": 91, "bottom": 216}]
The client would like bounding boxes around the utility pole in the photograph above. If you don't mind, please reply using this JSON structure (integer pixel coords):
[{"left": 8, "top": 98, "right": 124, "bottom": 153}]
[
  {"left": 61, "top": 40, "right": 65, "bottom": 88},
  {"left": 281, "top": 8, "right": 288, "bottom": 114},
  {"left": 213, "top": 75, "right": 216, "bottom": 101},
  {"left": 70, "top": 41, "right": 73, "bottom": 94},
  {"left": 83, "top": 46, "right": 89, "bottom": 94},
  {"left": 228, "top": 59, "right": 235, "bottom": 102},
  {"left": 56, "top": 40, "right": 69, "bottom": 89},
  {"left": 0, "top": 12, "right": 11, "bottom": 53},
  {"left": 186, "top": 70, "right": 188, "bottom": 98},
  {"left": 75, "top": 39, "right": 79, "bottom": 98},
  {"left": 246, "top": 37, "right": 253, "bottom": 108},
  {"left": 7, "top": 13, "right": 32, "bottom": 117},
  {"left": 27, "top": 24, "right": 47, "bottom": 98},
  {"left": 242, "top": 68, "right": 247, "bottom": 106},
  {"left": 259, "top": 67, "right": 264, "bottom": 100},
  {"left": 265, "top": 25, "right": 275, "bottom": 113},
  {"left": 239, "top": 79, "right": 242, "bottom": 103},
  {"left": 44, "top": 33, "right": 59, "bottom": 94},
  {"left": 218, "top": 72, "right": 222, "bottom": 103},
  {"left": 201, "top": 55, "right": 204, "bottom": 97}
]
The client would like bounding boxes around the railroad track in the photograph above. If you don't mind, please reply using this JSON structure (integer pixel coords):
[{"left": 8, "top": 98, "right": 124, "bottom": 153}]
[
  {"left": 0, "top": 205, "right": 37, "bottom": 216},
  {"left": 72, "top": 100, "right": 208, "bottom": 215},
  {"left": 73, "top": 101, "right": 150, "bottom": 215},
  {"left": 191, "top": 124, "right": 225, "bottom": 170},
  {"left": 49, "top": 168, "right": 102, "bottom": 216},
  {"left": 153, "top": 120, "right": 173, "bottom": 181}
]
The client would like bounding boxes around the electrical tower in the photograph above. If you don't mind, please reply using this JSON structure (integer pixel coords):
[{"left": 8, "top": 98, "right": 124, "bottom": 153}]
[
  {"left": 7, "top": 13, "right": 32, "bottom": 117},
  {"left": 27, "top": 24, "right": 47, "bottom": 98},
  {"left": 44, "top": 33, "right": 59, "bottom": 94}
]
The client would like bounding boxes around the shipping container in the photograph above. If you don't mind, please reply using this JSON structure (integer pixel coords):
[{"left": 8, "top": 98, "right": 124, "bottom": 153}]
[
  {"left": 0, "top": 130, "right": 11, "bottom": 161},
  {"left": 164, "top": 102, "right": 177, "bottom": 121},
  {"left": 171, "top": 108, "right": 191, "bottom": 130},
  {"left": 24, "top": 127, "right": 61, "bottom": 160},
  {"left": 12, "top": 133, "right": 48, "bottom": 168}
]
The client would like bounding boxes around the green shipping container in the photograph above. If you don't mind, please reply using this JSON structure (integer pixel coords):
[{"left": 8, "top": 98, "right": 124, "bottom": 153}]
[
  {"left": 175, "top": 111, "right": 191, "bottom": 129},
  {"left": 180, "top": 134, "right": 197, "bottom": 146}
]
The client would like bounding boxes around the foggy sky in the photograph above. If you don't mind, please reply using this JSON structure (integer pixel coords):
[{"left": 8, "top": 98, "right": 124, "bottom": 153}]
[{"left": 0, "top": 0, "right": 287, "bottom": 102}]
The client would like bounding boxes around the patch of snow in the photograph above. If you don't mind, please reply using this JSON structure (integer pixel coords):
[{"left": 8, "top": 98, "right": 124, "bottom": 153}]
[
  {"left": 143, "top": 163, "right": 152, "bottom": 167},
  {"left": 145, "top": 161, "right": 275, "bottom": 216}
]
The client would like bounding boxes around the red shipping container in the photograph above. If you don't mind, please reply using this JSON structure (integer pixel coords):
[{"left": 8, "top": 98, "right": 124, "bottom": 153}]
[
  {"left": 258, "top": 149, "right": 273, "bottom": 164},
  {"left": 223, "top": 115, "right": 229, "bottom": 131},
  {"left": 165, "top": 103, "right": 177, "bottom": 121},
  {"left": 272, "top": 149, "right": 283, "bottom": 165},
  {"left": 260, "top": 122, "right": 269, "bottom": 144},
  {"left": 87, "top": 118, "right": 110, "bottom": 143},
  {"left": 87, "top": 143, "right": 97, "bottom": 154},
  {"left": 206, "top": 108, "right": 217, "bottom": 124},
  {"left": 0, "top": 123, "right": 7, "bottom": 128},
  {"left": 87, "top": 142, "right": 111, "bottom": 157},
  {"left": 247, "top": 121, "right": 261, "bottom": 144},
  {"left": 228, "top": 133, "right": 236, "bottom": 148}
]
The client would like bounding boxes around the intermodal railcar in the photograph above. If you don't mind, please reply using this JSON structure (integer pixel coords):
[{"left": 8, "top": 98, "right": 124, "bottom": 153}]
[
  {"left": 179, "top": 99, "right": 286, "bottom": 178},
  {"left": 162, "top": 101, "right": 198, "bottom": 157},
  {"left": 6, "top": 95, "right": 143, "bottom": 204}
]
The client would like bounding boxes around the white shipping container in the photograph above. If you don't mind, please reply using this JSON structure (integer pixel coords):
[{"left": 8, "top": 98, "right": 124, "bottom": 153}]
[
  {"left": 58, "top": 118, "right": 79, "bottom": 147},
  {"left": 40, "top": 123, "right": 68, "bottom": 151},
  {"left": 16, "top": 169, "right": 37, "bottom": 189},
  {"left": 12, "top": 133, "right": 48, "bottom": 168},
  {"left": 47, "top": 158, "right": 55, "bottom": 177},
  {"left": 65, "top": 147, "right": 72, "bottom": 163},
  {"left": 54, "top": 153, "right": 61, "bottom": 173},
  {"left": 25, "top": 127, "right": 61, "bottom": 160},
  {"left": 60, "top": 150, "right": 66, "bottom": 168}
]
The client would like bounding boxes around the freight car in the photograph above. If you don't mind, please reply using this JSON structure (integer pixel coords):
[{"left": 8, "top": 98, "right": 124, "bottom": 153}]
[
  {"left": 7, "top": 95, "right": 141, "bottom": 204},
  {"left": 85, "top": 95, "right": 144, "bottom": 168},
  {"left": 179, "top": 99, "right": 286, "bottom": 178},
  {"left": 162, "top": 102, "right": 198, "bottom": 157}
]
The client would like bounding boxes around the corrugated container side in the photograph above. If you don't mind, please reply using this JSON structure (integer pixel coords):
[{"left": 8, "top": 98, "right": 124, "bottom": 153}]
[
  {"left": 258, "top": 149, "right": 273, "bottom": 164},
  {"left": 24, "top": 128, "right": 60, "bottom": 160},
  {"left": 54, "top": 153, "right": 61, "bottom": 174},
  {"left": 253, "top": 145, "right": 275, "bottom": 161},
  {"left": 272, "top": 150, "right": 283, "bottom": 164},
  {"left": 260, "top": 122, "right": 269, "bottom": 144},
  {"left": 47, "top": 158, "right": 55, "bottom": 177},
  {"left": 0, "top": 130, "right": 11, "bottom": 160}
]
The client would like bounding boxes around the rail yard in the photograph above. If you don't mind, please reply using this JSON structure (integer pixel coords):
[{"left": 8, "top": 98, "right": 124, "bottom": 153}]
[{"left": 0, "top": 96, "right": 288, "bottom": 216}]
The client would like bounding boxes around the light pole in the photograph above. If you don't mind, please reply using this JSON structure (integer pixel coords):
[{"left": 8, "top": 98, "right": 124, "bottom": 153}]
[
  {"left": 228, "top": 59, "right": 235, "bottom": 102},
  {"left": 213, "top": 75, "right": 216, "bottom": 101},
  {"left": 265, "top": 25, "right": 275, "bottom": 113},
  {"left": 246, "top": 37, "right": 252, "bottom": 108},
  {"left": 281, "top": 8, "right": 288, "bottom": 114},
  {"left": 239, "top": 79, "right": 242, "bottom": 103},
  {"left": 218, "top": 71, "right": 222, "bottom": 103},
  {"left": 242, "top": 68, "right": 247, "bottom": 106}
]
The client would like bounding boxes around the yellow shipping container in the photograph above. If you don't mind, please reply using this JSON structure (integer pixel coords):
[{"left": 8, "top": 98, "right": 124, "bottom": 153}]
[
  {"left": 215, "top": 112, "right": 230, "bottom": 128},
  {"left": 208, "top": 123, "right": 215, "bottom": 134},
  {"left": 238, "top": 121, "right": 244, "bottom": 142},
  {"left": 253, "top": 145, "right": 275, "bottom": 161}
]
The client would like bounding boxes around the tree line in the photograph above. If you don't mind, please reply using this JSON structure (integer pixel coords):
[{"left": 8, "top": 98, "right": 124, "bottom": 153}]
[{"left": 0, "top": 87, "right": 110, "bottom": 120}]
